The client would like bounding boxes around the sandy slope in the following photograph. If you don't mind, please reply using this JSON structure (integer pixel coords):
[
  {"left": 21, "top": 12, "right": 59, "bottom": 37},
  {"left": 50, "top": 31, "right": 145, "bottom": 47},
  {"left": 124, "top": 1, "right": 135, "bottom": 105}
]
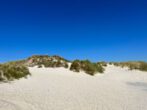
[{"left": 0, "top": 65, "right": 147, "bottom": 110}]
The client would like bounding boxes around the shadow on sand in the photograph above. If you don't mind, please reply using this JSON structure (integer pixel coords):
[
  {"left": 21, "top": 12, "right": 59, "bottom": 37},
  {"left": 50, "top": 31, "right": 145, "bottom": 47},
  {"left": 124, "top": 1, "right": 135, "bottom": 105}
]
[{"left": 126, "top": 82, "right": 147, "bottom": 91}]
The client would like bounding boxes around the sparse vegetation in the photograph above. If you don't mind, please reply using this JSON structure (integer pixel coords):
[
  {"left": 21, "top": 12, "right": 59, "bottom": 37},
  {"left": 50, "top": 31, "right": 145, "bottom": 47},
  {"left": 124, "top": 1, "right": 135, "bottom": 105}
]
[
  {"left": 112, "top": 61, "right": 147, "bottom": 72},
  {"left": 1, "top": 55, "right": 147, "bottom": 82},
  {"left": 70, "top": 60, "right": 105, "bottom": 75},
  {"left": 97, "top": 61, "right": 107, "bottom": 67},
  {"left": 26, "top": 55, "right": 69, "bottom": 68}
]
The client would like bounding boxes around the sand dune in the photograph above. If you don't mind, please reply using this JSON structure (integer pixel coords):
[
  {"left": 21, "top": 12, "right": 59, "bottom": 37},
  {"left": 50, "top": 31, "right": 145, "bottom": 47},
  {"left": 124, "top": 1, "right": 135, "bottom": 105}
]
[{"left": 0, "top": 65, "right": 147, "bottom": 110}]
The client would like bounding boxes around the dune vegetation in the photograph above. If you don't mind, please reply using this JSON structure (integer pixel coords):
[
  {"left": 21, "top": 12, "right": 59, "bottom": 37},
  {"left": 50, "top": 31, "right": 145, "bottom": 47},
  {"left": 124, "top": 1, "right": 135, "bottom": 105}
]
[
  {"left": 97, "top": 61, "right": 107, "bottom": 67},
  {"left": 112, "top": 61, "right": 147, "bottom": 72},
  {"left": 26, "top": 55, "right": 69, "bottom": 68},
  {"left": 70, "top": 60, "right": 105, "bottom": 75},
  {"left": 0, "top": 63, "right": 30, "bottom": 81},
  {"left": 1, "top": 55, "right": 147, "bottom": 81}
]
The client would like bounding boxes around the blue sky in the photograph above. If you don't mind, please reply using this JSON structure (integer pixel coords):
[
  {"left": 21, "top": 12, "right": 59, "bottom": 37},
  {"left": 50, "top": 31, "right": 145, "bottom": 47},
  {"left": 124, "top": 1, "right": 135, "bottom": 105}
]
[{"left": 0, "top": 0, "right": 147, "bottom": 62}]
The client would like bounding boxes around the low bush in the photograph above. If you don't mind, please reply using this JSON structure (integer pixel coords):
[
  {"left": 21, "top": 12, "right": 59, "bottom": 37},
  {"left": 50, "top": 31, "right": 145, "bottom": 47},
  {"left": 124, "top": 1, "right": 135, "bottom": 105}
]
[
  {"left": 70, "top": 60, "right": 81, "bottom": 72},
  {"left": 70, "top": 60, "right": 105, "bottom": 75},
  {"left": 0, "top": 63, "right": 30, "bottom": 81}
]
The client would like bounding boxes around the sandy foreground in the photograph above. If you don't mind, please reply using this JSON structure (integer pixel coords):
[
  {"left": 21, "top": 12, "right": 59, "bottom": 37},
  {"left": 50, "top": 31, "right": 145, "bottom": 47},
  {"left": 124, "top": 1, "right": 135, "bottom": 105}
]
[{"left": 0, "top": 65, "right": 147, "bottom": 110}]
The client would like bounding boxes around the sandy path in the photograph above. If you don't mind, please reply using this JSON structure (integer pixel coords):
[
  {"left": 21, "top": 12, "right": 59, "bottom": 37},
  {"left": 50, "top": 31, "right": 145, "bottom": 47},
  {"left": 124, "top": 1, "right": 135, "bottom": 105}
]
[{"left": 0, "top": 65, "right": 147, "bottom": 110}]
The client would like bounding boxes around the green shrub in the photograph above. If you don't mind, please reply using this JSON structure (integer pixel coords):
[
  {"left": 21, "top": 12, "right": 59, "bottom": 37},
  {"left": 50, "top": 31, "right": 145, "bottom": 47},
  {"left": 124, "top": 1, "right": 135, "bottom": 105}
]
[
  {"left": 70, "top": 60, "right": 81, "bottom": 72},
  {"left": 97, "top": 64, "right": 105, "bottom": 73},
  {"left": 70, "top": 60, "right": 105, "bottom": 75},
  {"left": 0, "top": 63, "right": 30, "bottom": 81},
  {"left": 81, "top": 60, "right": 96, "bottom": 75},
  {"left": 64, "top": 63, "right": 69, "bottom": 68}
]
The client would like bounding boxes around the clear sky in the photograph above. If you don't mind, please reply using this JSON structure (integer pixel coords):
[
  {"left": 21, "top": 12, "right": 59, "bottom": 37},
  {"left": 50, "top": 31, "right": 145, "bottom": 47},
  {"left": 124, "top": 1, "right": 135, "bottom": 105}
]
[{"left": 0, "top": 0, "right": 147, "bottom": 62}]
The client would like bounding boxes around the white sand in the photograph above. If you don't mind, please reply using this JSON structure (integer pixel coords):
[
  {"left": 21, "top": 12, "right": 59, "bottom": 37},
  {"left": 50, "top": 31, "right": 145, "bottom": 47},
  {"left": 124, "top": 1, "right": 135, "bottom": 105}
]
[{"left": 0, "top": 65, "right": 147, "bottom": 110}]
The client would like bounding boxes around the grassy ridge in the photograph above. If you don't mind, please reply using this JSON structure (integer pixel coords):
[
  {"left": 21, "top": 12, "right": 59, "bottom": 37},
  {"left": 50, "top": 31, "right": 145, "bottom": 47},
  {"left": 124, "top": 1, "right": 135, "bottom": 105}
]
[{"left": 26, "top": 55, "right": 69, "bottom": 68}]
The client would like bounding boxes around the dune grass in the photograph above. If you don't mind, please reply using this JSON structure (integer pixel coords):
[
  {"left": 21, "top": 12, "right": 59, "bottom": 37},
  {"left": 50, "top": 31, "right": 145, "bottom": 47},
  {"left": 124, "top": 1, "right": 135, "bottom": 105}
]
[
  {"left": 0, "top": 63, "right": 30, "bottom": 81},
  {"left": 1, "top": 55, "right": 147, "bottom": 82},
  {"left": 112, "top": 61, "right": 147, "bottom": 72},
  {"left": 70, "top": 60, "right": 105, "bottom": 75},
  {"left": 27, "top": 55, "right": 69, "bottom": 68},
  {"left": 97, "top": 61, "right": 107, "bottom": 67}
]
